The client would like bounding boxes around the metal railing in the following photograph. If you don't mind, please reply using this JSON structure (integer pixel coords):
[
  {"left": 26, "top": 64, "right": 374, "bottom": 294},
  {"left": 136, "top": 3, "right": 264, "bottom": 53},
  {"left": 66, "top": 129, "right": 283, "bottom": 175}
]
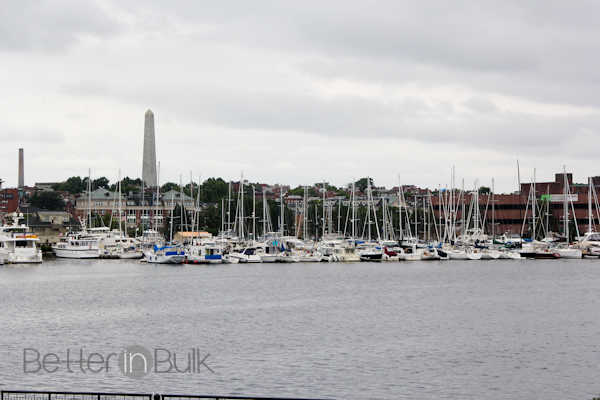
[
  {"left": 1, "top": 392, "right": 152, "bottom": 400},
  {"left": 1, "top": 392, "right": 332, "bottom": 400}
]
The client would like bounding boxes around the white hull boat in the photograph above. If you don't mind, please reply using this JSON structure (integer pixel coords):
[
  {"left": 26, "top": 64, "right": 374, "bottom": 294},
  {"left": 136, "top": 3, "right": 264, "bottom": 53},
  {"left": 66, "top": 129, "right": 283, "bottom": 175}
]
[{"left": 1, "top": 213, "right": 43, "bottom": 263}]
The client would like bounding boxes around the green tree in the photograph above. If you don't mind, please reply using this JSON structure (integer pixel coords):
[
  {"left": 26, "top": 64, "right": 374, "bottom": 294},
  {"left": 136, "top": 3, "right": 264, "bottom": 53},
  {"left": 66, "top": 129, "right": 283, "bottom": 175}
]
[
  {"left": 29, "top": 192, "right": 65, "bottom": 211},
  {"left": 201, "top": 177, "right": 229, "bottom": 203},
  {"left": 161, "top": 182, "right": 180, "bottom": 193},
  {"left": 354, "top": 178, "right": 372, "bottom": 193},
  {"left": 478, "top": 186, "right": 491, "bottom": 195},
  {"left": 93, "top": 177, "right": 110, "bottom": 190},
  {"left": 52, "top": 176, "right": 85, "bottom": 194},
  {"left": 288, "top": 186, "right": 319, "bottom": 197},
  {"left": 110, "top": 176, "right": 142, "bottom": 195}
]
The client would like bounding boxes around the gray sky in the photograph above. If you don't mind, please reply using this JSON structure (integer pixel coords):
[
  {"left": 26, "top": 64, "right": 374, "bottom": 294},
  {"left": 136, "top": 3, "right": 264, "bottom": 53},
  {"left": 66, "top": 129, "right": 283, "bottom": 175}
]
[{"left": 2, "top": 0, "right": 599, "bottom": 193}]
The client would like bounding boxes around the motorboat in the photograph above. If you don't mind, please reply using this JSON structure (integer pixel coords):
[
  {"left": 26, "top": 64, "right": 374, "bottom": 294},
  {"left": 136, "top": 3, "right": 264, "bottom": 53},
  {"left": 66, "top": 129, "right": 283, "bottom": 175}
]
[
  {"left": 0, "top": 212, "right": 43, "bottom": 263},
  {"left": 145, "top": 245, "right": 186, "bottom": 264},
  {"left": 185, "top": 239, "right": 223, "bottom": 264}
]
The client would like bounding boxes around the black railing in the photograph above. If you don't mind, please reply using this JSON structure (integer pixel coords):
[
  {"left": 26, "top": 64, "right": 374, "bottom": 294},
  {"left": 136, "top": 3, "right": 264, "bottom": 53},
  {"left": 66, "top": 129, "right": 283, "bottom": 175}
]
[
  {"left": 1, "top": 392, "right": 152, "bottom": 400},
  {"left": 1, "top": 392, "right": 332, "bottom": 400}
]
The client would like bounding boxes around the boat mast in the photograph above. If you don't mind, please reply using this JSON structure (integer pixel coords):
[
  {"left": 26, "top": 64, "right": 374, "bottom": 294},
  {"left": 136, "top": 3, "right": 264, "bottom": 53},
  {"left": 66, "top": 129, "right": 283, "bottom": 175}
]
[
  {"left": 280, "top": 183, "right": 284, "bottom": 236},
  {"left": 196, "top": 174, "right": 201, "bottom": 236},
  {"left": 588, "top": 177, "right": 593, "bottom": 233},
  {"left": 370, "top": 177, "right": 381, "bottom": 243},
  {"left": 352, "top": 179, "right": 356, "bottom": 240},
  {"left": 491, "top": 178, "right": 495, "bottom": 240},
  {"left": 365, "top": 177, "right": 372, "bottom": 241},
  {"left": 118, "top": 169, "right": 122, "bottom": 235},
  {"left": 239, "top": 172, "right": 244, "bottom": 240},
  {"left": 87, "top": 169, "right": 92, "bottom": 229},
  {"left": 398, "top": 175, "right": 402, "bottom": 241},
  {"left": 303, "top": 186, "right": 308, "bottom": 239},
  {"left": 227, "top": 180, "right": 231, "bottom": 236},
  {"left": 531, "top": 168, "right": 537, "bottom": 243},
  {"left": 564, "top": 166, "right": 569, "bottom": 242},
  {"left": 155, "top": 162, "right": 160, "bottom": 236},
  {"left": 322, "top": 180, "right": 326, "bottom": 238},
  {"left": 252, "top": 186, "right": 256, "bottom": 240},
  {"left": 263, "top": 190, "right": 267, "bottom": 238}
]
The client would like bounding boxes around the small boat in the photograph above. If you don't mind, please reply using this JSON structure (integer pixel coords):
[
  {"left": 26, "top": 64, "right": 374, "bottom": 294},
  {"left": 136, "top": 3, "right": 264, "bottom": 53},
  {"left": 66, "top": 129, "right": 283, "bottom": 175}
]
[
  {"left": 358, "top": 247, "right": 383, "bottom": 261},
  {"left": 52, "top": 232, "right": 100, "bottom": 259},
  {"left": 221, "top": 254, "right": 239, "bottom": 264},
  {"left": 185, "top": 240, "right": 223, "bottom": 264},
  {"left": 229, "top": 247, "right": 262, "bottom": 263},
  {"left": 146, "top": 245, "right": 186, "bottom": 264},
  {"left": 276, "top": 250, "right": 300, "bottom": 262}
]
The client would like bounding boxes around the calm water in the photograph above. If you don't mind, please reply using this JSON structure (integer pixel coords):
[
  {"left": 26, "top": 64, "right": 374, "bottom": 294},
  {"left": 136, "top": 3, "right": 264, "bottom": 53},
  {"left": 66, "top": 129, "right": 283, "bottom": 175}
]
[{"left": 1, "top": 257, "right": 599, "bottom": 399}]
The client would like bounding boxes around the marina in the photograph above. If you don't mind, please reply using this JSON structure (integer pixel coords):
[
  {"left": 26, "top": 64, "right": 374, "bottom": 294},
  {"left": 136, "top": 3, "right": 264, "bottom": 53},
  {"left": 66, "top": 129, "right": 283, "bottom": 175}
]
[
  {"left": 2, "top": 2, "right": 600, "bottom": 398},
  {"left": 1, "top": 256, "right": 599, "bottom": 399}
]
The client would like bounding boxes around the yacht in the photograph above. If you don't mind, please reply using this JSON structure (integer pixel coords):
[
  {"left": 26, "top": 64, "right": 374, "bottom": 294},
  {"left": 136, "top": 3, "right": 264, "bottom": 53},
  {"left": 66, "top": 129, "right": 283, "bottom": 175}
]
[
  {"left": 0, "top": 212, "right": 43, "bottom": 263},
  {"left": 185, "top": 239, "right": 223, "bottom": 264},
  {"left": 52, "top": 231, "right": 100, "bottom": 259},
  {"left": 146, "top": 245, "right": 186, "bottom": 264}
]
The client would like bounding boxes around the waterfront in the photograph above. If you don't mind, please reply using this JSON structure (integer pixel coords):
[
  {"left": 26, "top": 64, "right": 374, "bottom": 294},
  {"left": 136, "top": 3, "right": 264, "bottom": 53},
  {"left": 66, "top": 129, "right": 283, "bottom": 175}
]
[{"left": 1, "top": 257, "right": 599, "bottom": 399}]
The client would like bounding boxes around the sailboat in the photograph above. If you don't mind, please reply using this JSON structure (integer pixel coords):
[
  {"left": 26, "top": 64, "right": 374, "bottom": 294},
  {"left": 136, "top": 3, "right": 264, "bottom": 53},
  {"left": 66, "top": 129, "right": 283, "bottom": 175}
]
[
  {"left": 52, "top": 170, "right": 100, "bottom": 259},
  {"left": 551, "top": 168, "right": 582, "bottom": 259}
]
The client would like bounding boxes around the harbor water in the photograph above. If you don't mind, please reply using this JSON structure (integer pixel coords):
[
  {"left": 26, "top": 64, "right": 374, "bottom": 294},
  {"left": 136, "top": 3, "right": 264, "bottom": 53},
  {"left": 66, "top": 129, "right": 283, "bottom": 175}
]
[{"left": 1, "top": 257, "right": 599, "bottom": 399}]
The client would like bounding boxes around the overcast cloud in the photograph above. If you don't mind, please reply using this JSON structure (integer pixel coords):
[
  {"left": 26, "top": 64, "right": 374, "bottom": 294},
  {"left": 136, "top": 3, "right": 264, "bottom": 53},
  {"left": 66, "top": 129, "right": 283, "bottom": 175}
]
[{"left": 1, "top": 0, "right": 599, "bottom": 192}]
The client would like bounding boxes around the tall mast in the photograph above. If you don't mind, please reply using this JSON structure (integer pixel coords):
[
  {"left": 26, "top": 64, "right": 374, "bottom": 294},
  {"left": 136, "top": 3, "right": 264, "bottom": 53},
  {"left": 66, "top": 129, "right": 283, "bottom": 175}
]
[
  {"left": 366, "top": 177, "right": 372, "bottom": 241},
  {"left": 118, "top": 169, "right": 122, "bottom": 235},
  {"left": 87, "top": 169, "right": 92, "bottom": 229},
  {"left": 322, "top": 180, "right": 326, "bottom": 238},
  {"left": 280, "top": 183, "right": 284, "bottom": 236},
  {"left": 303, "top": 186, "right": 308, "bottom": 239},
  {"left": 461, "top": 179, "right": 465, "bottom": 238},
  {"left": 491, "top": 178, "right": 495, "bottom": 240},
  {"left": 180, "top": 175, "right": 186, "bottom": 232},
  {"left": 532, "top": 169, "right": 536, "bottom": 240},
  {"left": 240, "top": 172, "right": 244, "bottom": 239},
  {"left": 563, "top": 166, "right": 569, "bottom": 242},
  {"left": 398, "top": 175, "right": 402, "bottom": 241},
  {"left": 263, "top": 191, "right": 267, "bottom": 237},
  {"left": 252, "top": 186, "right": 256, "bottom": 240},
  {"left": 352, "top": 179, "right": 356, "bottom": 240},
  {"left": 227, "top": 180, "right": 231, "bottom": 236},
  {"left": 196, "top": 174, "right": 202, "bottom": 235},
  {"left": 588, "top": 177, "right": 593, "bottom": 233},
  {"left": 155, "top": 162, "right": 160, "bottom": 235}
]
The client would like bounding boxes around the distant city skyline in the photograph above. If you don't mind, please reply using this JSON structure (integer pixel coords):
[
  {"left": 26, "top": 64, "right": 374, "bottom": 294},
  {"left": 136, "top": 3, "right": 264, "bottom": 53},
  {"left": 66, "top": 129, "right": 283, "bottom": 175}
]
[{"left": 1, "top": 2, "right": 600, "bottom": 193}]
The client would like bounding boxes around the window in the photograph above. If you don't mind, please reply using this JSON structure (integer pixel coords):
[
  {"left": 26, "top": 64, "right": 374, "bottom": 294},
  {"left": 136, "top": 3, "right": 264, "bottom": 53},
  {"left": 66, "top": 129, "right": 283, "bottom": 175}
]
[
  {"left": 43, "top": 216, "right": 49, "bottom": 221},
  {"left": 62, "top": 216, "right": 69, "bottom": 221}
]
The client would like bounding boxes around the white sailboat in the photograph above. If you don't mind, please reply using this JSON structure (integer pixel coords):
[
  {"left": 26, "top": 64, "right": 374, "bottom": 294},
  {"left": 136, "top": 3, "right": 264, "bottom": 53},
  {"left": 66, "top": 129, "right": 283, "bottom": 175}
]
[{"left": 52, "top": 170, "right": 100, "bottom": 259}]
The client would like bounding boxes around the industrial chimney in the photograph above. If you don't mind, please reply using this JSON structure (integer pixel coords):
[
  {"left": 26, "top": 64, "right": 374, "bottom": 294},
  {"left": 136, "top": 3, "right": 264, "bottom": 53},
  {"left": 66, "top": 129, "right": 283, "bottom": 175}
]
[{"left": 18, "top": 148, "right": 24, "bottom": 189}]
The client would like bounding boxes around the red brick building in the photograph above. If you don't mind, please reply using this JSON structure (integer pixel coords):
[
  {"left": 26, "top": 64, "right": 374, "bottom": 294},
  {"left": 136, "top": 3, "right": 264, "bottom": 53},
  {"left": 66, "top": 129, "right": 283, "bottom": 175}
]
[{"left": 1, "top": 188, "right": 19, "bottom": 215}]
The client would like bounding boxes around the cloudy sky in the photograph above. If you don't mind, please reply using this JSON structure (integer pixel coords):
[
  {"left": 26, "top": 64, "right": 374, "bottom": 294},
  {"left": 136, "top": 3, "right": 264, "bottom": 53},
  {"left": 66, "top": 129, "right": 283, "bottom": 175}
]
[{"left": 1, "top": 0, "right": 599, "bottom": 193}]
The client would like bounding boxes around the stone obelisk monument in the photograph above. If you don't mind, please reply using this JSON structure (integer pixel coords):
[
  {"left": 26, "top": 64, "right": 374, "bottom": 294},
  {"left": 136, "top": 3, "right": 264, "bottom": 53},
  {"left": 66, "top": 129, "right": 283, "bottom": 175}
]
[{"left": 142, "top": 110, "right": 157, "bottom": 187}]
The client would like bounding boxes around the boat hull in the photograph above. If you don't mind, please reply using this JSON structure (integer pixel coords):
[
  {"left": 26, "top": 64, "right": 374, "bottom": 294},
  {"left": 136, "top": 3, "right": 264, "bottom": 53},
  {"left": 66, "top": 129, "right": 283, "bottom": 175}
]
[{"left": 52, "top": 248, "right": 100, "bottom": 259}]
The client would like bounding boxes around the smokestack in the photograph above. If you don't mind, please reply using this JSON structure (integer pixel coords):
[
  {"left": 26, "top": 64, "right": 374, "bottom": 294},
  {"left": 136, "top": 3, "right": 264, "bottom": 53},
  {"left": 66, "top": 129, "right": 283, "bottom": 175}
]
[{"left": 18, "top": 148, "right": 24, "bottom": 188}]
